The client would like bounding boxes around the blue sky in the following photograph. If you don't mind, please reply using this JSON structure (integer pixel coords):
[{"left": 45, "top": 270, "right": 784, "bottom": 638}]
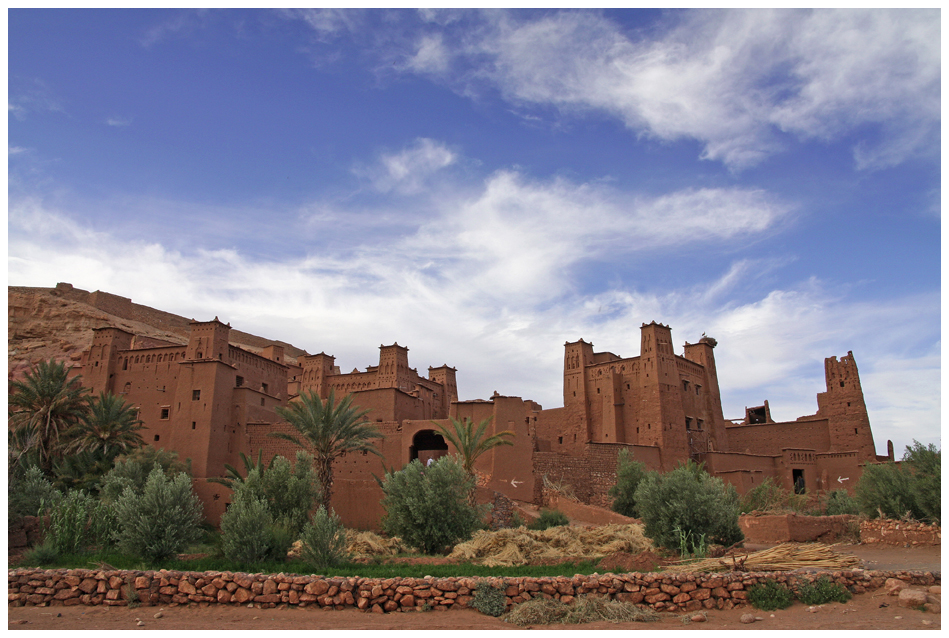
[{"left": 8, "top": 9, "right": 941, "bottom": 455}]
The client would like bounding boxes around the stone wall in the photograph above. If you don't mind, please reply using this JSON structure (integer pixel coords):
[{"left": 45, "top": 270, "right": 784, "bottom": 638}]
[
  {"left": 8, "top": 568, "right": 938, "bottom": 614},
  {"left": 861, "top": 520, "right": 941, "bottom": 546}
]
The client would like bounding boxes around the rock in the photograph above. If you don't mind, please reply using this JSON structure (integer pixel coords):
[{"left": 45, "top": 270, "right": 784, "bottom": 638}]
[
  {"left": 739, "top": 613, "right": 756, "bottom": 624},
  {"left": 898, "top": 589, "right": 929, "bottom": 609},
  {"left": 807, "top": 606, "right": 819, "bottom": 613},
  {"left": 929, "top": 586, "right": 941, "bottom": 596},
  {"left": 154, "top": 612, "right": 163, "bottom": 619},
  {"left": 690, "top": 614, "right": 706, "bottom": 623},
  {"left": 885, "top": 579, "right": 907, "bottom": 596},
  {"left": 922, "top": 620, "right": 933, "bottom": 626},
  {"left": 137, "top": 621, "right": 145, "bottom": 627},
  {"left": 923, "top": 603, "right": 940, "bottom": 614}
]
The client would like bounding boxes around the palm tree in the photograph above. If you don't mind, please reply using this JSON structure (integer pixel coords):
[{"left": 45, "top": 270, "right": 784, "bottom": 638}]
[
  {"left": 8, "top": 360, "right": 89, "bottom": 472},
  {"left": 66, "top": 391, "right": 145, "bottom": 460},
  {"left": 434, "top": 416, "right": 515, "bottom": 479},
  {"left": 207, "top": 449, "right": 274, "bottom": 489},
  {"left": 270, "top": 389, "right": 383, "bottom": 507}
]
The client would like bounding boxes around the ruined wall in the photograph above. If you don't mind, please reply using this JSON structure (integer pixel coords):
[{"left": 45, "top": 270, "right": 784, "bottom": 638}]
[
  {"left": 532, "top": 444, "right": 661, "bottom": 508},
  {"left": 860, "top": 520, "right": 941, "bottom": 547}
]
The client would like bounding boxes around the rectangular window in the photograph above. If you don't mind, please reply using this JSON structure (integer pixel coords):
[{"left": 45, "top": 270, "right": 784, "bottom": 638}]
[
  {"left": 695, "top": 385, "right": 701, "bottom": 396},
  {"left": 153, "top": 434, "right": 160, "bottom": 442},
  {"left": 192, "top": 422, "right": 196, "bottom": 430},
  {"left": 236, "top": 376, "right": 244, "bottom": 387},
  {"left": 260, "top": 398, "right": 265, "bottom": 407},
  {"left": 682, "top": 380, "right": 690, "bottom": 391},
  {"left": 192, "top": 390, "right": 200, "bottom": 401},
  {"left": 261, "top": 383, "right": 269, "bottom": 393},
  {"left": 685, "top": 417, "right": 693, "bottom": 430},
  {"left": 160, "top": 408, "right": 170, "bottom": 420}
]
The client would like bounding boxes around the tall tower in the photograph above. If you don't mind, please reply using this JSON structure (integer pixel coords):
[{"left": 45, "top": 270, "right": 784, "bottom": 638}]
[
  {"left": 816, "top": 352, "right": 876, "bottom": 460},
  {"left": 682, "top": 335, "right": 727, "bottom": 452},
  {"left": 561, "top": 339, "right": 594, "bottom": 446},
  {"left": 301, "top": 353, "right": 336, "bottom": 398},
  {"left": 185, "top": 318, "right": 230, "bottom": 362},
  {"left": 428, "top": 365, "right": 458, "bottom": 418},
  {"left": 639, "top": 322, "right": 688, "bottom": 469},
  {"left": 378, "top": 343, "right": 410, "bottom": 391},
  {"left": 83, "top": 327, "right": 134, "bottom": 394}
]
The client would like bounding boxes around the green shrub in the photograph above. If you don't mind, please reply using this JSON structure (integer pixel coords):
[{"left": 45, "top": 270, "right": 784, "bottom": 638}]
[
  {"left": 527, "top": 509, "right": 570, "bottom": 531},
  {"left": 220, "top": 490, "right": 280, "bottom": 564},
  {"left": 89, "top": 500, "right": 118, "bottom": 552},
  {"left": 8, "top": 465, "right": 59, "bottom": 520},
  {"left": 821, "top": 490, "right": 860, "bottom": 516},
  {"left": 381, "top": 457, "right": 483, "bottom": 554},
  {"left": 795, "top": 576, "right": 852, "bottom": 605},
  {"left": 22, "top": 539, "right": 59, "bottom": 566},
  {"left": 112, "top": 467, "right": 203, "bottom": 562},
  {"left": 234, "top": 452, "right": 319, "bottom": 536},
  {"left": 747, "top": 579, "right": 794, "bottom": 611},
  {"left": 856, "top": 441, "right": 940, "bottom": 524},
  {"left": 299, "top": 506, "right": 349, "bottom": 570},
  {"left": 99, "top": 448, "right": 190, "bottom": 504},
  {"left": 48, "top": 490, "right": 94, "bottom": 554},
  {"left": 471, "top": 582, "right": 507, "bottom": 617},
  {"left": 609, "top": 449, "right": 651, "bottom": 518},
  {"left": 634, "top": 460, "right": 743, "bottom": 552},
  {"left": 739, "top": 477, "right": 808, "bottom": 514}
]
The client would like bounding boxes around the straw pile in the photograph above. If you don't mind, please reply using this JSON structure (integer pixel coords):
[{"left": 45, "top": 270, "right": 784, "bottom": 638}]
[
  {"left": 666, "top": 543, "right": 861, "bottom": 573},
  {"left": 448, "top": 524, "right": 652, "bottom": 567},
  {"left": 287, "top": 530, "right": 408, "bottom": 559}
]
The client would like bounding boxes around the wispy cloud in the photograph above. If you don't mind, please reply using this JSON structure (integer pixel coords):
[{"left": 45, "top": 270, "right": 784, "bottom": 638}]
[
  {"left": 356, "top": 138, "right": 458, "bottom": 194},
  {"left": 106, "top": 116, "right": 132, "bottom": 127}
]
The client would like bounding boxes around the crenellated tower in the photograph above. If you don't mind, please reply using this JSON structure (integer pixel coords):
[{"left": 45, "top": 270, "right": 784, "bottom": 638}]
[{"left": 816, "top": 351, "right": 876, "bottom": 459}]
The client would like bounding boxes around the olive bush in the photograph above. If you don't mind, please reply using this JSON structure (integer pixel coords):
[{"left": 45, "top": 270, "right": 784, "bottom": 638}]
[
  {"left": 381, "top": 457, "right": 483, "bottom": 554},
  {"left": 609, "top": 448, "right": 651, "bottom": 518},
  {"left": 856, "top": 441, "right": 940, "bottom": 524},
  {"left": 634, "top": 460, "right": 743, "bottom": 552},
  {"left": 299, "top": 506, "right": 349, "bottom": 570}
]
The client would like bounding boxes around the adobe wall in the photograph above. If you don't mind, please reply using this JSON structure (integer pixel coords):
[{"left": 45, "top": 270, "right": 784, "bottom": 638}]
[
  {"left": 861, "top": 520, "right": 941, "bottom": 547},
  {"left": 724, "top": 419, "right": 832, "bottom": 457},
  {"left": 738, "top": 514, "right": 857, "bottom": 544},
  {"left": 8, "top": 568, "right": 938, "bottom": 613},
  {"left": 532, "top": 444, "right": 661, "bottom": 508}
]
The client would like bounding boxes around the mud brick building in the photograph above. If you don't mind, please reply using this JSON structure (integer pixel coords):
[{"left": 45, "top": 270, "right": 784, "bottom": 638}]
[{"left": 76, "top": 315, "right": 890, "bottom": 528}]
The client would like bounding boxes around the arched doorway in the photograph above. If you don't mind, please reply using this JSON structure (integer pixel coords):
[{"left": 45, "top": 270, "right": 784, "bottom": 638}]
[{"left": 410, "top": 429, "right": 449, "bottom": 465}]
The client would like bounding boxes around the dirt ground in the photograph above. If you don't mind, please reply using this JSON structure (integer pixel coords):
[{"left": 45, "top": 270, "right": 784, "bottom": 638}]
[{"left": 8, "top": 543, "right": 940, "bottom": 631}]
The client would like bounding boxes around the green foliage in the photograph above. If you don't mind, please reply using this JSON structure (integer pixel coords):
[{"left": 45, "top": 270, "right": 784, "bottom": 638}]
[
  {"left": 748, "top": 579, "right": 794, "bottom": 611},
  {"left": 52, "top": 449, "right": 115, "bottom": 494},
  {"left": 272, "top": 389, "right": 382, "bottom": 507},
  {"left": 234, "top": 452, "right": 320, "bottom": 536},
  {"left": 8, "top": 465, "right": 59, "bottom": 520},
  {"left": 795, "top": 576, "right": 852, "bottom": 605},
  {"left": 299, "top": 506, "right": 349, "bottom": 570},
  {"left": 609, "top": 448, "right": 651, "bottom": 518},
  {"left": 48, "top": 490, "right": 95, "bottom": 554},
  {"left": 821, "top": 490, "right": 860, "bottom": 516},
  {"left": 112, "top": 467, "right": 203, "bottom": 562},
  {"left": 8, "top": 360, "right": 90, "bottom": 472},
  {"left": 381, "top": 457, "right": 484, "bottom": 554},
  {"left": 99, "top": 447, "right": 190, "bottom": 503},
  {"left": 89, "top": 500, "right": 118, "bottom": 551},
  {"left": 673, "top": 525, "right": 708, "bottom": 560},
  {"left": 220, "top": 489, "right": 283, "bottom": 564},
  {"left": 22, "top": 539, "right": 59, "bottom": 566},
  {"left": 65, "top": 391, "right": 145, "bottom": 460},
  {"left": 526, "top": 509, "right": 570, "bottom": 531},
  {"left": 634, "top": 460, "right": 743, "bottom": 552},
  {"left": 855, "top": 441, "right": 940, "bottom": 524},
  {"left": 471, "top": 582, "right": 507, "bottom": 617},
  {"left": 739, "top": 477, "right": 808, "bottom": 514}
]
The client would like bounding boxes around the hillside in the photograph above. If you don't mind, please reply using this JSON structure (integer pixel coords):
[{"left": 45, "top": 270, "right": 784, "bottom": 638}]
[{"left": 8, "top": 283, "right": 309, "bottom": 379}]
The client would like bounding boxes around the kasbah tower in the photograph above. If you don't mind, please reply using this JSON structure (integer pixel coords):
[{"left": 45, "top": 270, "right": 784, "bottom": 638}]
[{"left": 72, "top": 285, "right": 888, "bottom": 529}]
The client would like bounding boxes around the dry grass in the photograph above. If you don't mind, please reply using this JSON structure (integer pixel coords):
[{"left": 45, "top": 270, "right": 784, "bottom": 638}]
[
  {"left": 287, "top": 530, "right": 409, "bottom": 560},
  {"left": 448, "top": 523, "right": 652, "bottom": 567},
  {"left": 505, "top": 596, "right": 659, "bottom": 626},
  {"left": 666, "top": 542, "right": 860, "bottom": 573}
]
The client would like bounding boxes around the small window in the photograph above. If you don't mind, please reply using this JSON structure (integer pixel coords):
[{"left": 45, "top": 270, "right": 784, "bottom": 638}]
[
  {"left": 840, "top": 381, "right": 845, "bottom": 388},
  {"left": 236, "top": 376, "right": 244, "bottom": 387},
  {"left": 160, "top": 408, "right": 170, "bottom": 420},
  {"left": 682, "top": 380, "right": 690, "bottom": 391},
  {"left": 153, "top": 434, "right": 160, "bottom": 442},
  {"left": 261, "top": 383, "right": 269, "bottom": 393},
  {"left": 596, "top": 388, "right": 600, "bottom": 394},
  {"left": 558, "top": 436, "right": 563, "bottom": 444},
  {"left": 192, "top": 390, "right": 201, "bottom": 401},
  {"left": 260, "top": 398, "right": 265, "bottom": 407},
  {"left": 685, "top": 417, "right": 693, "bottom": 430},
  {"left": 192, "top": 422, "right": 196, "bottom": 430},
  {"left": 695, "top": 385, "right": 701, "bottom": 396}
]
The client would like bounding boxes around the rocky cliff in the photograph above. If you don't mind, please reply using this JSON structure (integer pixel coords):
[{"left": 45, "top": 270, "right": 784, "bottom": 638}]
[{"left": 8, "top": 283, "right": 308, "bottom": 379}]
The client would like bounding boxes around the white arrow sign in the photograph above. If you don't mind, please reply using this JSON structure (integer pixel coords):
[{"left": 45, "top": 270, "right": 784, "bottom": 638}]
[
  {"left": 837, "top": 476, "right": 850, "bottom": 483},
  {"left": 510, "top": 478, "right": 523, "bottom": 488}
]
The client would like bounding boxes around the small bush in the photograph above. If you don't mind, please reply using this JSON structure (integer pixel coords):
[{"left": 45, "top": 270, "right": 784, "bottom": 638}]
[
  {"left": 609, "top": 449, "right": 650, "bottom": 518},
  {"left": 299, "top": 506, "right": 349, "bottom": 570},
  {"left": 381, "top": 457, "right": 483, "bottom": 554},
  {"left": 527, "top": 509, "right": 569, "bottom": 530},
  {"left": 795, "top": 576, "right": 852, "bottom": 605},
  {"left": 99, "top": 448, "right": 190, "bottom": 504},
  {"left": 237, "top": 452, "right": 319, "bottom": 537},
  {"left": 112, "top": 467, "right": 203, "bottom": 562},
  {"left": 634, "top": 460, "right": 743, "bottom": 552},
  {"left": 748, "top": 579, "right": 794, "bottom": 611},
  {"left": 8, "top": 465, "right": 59, "bottom": 521},
  {"left": 22, "top": 539, "right": 59, "bottom": 566},
  {"left": 88, "top": 500, "right": 118, "bottom": 551},
  {"left": 471, "top": 582, "right": 508, "bottom": 617},
  {"left": 220, "top": 490, "right": 279, "bottom": 564},
  {"left": 821, "top": 490, "right": 860, "bottom": 516},
  {"left": 506, "top": 596, "right": 659, "bottom": 626}
]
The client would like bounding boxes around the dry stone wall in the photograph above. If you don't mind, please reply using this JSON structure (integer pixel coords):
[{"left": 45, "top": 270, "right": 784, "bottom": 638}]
[
  {"left": 9, "top": 568, "right": 938, "bottom": 614},
  {"left": 861, "top": 520, "right": 941, "bottom": 546}
]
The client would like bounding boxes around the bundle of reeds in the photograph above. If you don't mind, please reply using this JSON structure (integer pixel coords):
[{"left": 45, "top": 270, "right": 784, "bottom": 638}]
[
  {"left": 447, "top": 524, "right": 652, "bottom": 567},
  {"left": 666, "top": 542, "right": 860, "bottom": 573}
]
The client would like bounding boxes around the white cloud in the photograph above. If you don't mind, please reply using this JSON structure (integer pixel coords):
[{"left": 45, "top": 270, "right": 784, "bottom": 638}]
[
  {"left": 106, "top": 116, "right": 132, "bottom": 127},
  {"left": 365, "top": 138, "right": 458, "bottom": 194},
  {"left": 394, "top": 9, "right": 939, "bottom": 170}
]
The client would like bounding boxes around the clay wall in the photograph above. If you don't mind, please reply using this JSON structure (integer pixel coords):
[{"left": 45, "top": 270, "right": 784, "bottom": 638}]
[
  {"left": 814, "top": 451, "right": 864, "bottom": 494},
  {"left": 9, "top": 568, "right": 938, "bottom": 614},
  {"left": 724, "top": 419, "right": 832, "bottom": 457},
  {"left": 227, "top": 345, "right": 288, "bottom": 400},
  {"left": 738, "top": 514, "right": 858, "bottom": 544}
]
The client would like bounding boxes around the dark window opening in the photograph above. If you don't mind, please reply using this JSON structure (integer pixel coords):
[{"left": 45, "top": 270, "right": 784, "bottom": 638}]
[
  {"left": 260, "top": 398, "right": 265, "bottom": 407},
  {"left": 153, "top": 434, "right": 160, "bottom": 442},
  {"left": 685, "top": 417, "right": 693, "bottom": 430},
  {"left": 262, "top": 383, "right": 269, "bottom": 393},
  {"left": 596, "top": 388, "right": 600, "bottom": 394},
  {"left": 793, "top": 469, "right": 805, "bottom": 494},
  {"left": 747, "top": 406, "right": 767, "bottom": 424},
  {"left": 840, "top": 381, "right": 845, "bottom": 388},
  {"left": 847, "top": 402, "right": 851, "bottom": 407},
  {"left": 558, "top": 436, "right": 563, "bottom": 444},
  {"left": 410, "top": 429, "right": 449, "bottom": 464},
  {"left": 160, "top": 408, "right": 169, "bottom": 420},
  {"left": 695, "top": 385, "right": 701, "bottom": 395},
  {"left": 682, "top": 380, "right": 690, "bottom": 391},
  {"left": 122, "top": 359, "right": 128, "bottom": 370},
  {"left": 192, "top": 390, "right": 201, "bottom": 401},
  {"left": 697, "top": 419, "right": 704, "bottom": 429},
  {"left": 854, "top": 428, "right": 858, "bottom": 434},
  {"left": 192, "top": 422, "right": 196, "bottom": 430},
  {"left": 236, "top": 376, "right": 244, "bottom": 387}
]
